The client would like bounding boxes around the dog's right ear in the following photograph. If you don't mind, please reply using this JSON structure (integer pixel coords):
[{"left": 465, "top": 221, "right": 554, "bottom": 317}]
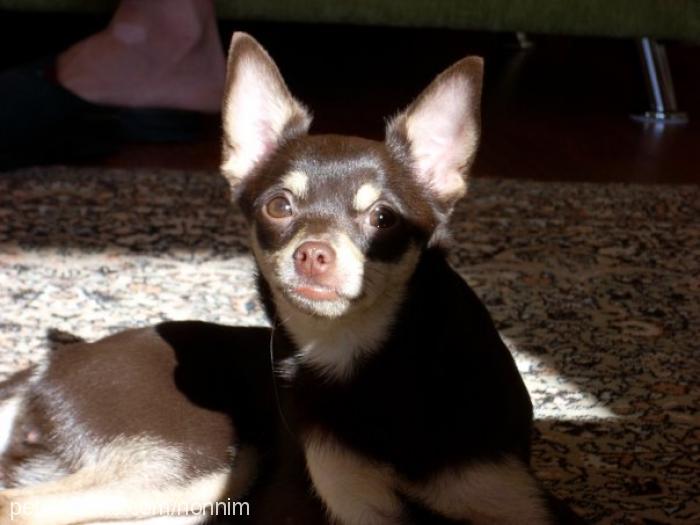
[{"left": 221, "top": 33, "right": 312, "bottom": 188}]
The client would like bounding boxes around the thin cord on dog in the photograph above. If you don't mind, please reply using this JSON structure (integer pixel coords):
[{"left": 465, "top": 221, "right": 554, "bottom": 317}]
[{"left": 269, "top": 317, "right": 296, "bottom": 438}]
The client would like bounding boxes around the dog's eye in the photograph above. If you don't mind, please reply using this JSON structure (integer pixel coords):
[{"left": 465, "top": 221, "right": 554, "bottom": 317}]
[
  {"left": 266, "top": 196, "right": 294, "bottom": 219},
  {"left": 368, "top": 205, "right": 398, "bottom": 229}
]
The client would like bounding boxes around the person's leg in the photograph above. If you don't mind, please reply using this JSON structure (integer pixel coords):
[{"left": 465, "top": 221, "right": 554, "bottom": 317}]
[{"left": 56, "top": 0, "right": 225, "bottom": 113}]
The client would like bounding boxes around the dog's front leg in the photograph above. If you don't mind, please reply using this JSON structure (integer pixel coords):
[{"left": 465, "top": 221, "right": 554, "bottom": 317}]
[{"left": 304, "top": 432, "right": 403, "bottom": 525}]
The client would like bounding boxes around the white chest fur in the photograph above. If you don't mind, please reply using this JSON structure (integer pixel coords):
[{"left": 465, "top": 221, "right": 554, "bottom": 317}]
[{"left": 274, "top": 286, "right": 404, "bottom": 382}]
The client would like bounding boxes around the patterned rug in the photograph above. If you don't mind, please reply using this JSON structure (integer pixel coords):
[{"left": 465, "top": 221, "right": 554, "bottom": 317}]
[{"left": 0, "top": 167, "right": 698, "bottom": 524}]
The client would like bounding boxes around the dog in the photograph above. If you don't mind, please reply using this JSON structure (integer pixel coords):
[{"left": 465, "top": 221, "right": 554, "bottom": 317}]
[
  {"left": 0, "top": 32, "right": 582, "bottom": 524},
  {"left": 223, "top": 33, "right": 582, "bottom": 525}
]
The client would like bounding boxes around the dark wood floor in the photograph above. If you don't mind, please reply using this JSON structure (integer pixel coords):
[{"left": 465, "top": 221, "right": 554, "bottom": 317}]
[{"left": 2, "top": 12, "right": 699, "bottom": 183}]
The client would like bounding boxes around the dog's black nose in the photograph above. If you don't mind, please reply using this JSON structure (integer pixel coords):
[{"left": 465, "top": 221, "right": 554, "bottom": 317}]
[{"left": 294, "top": 241, "right": 336, "bottom": 279}]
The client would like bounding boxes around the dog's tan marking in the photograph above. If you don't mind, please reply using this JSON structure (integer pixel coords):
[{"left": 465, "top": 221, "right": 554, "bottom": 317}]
[
  {"left": 304, "top": 430, "right": 550, "bottom": 525},
  {"left": 332, "top": 232, "right": 366, "bottom": 299},
  {"left": 304, "top": 431, "right": 402, "bottom": 525},
  {"left": 0, "top": 471, "right": 228, "bottom": 525},
  {"left": 0, "top": 438, "right": 255, "bottom": 525},
  {"left": 401, "top": 457, "right": 551, "bottom": 525},
  {"left": 353, "top": 183, "right": 381, "bottom": 212},
  {"left": 282, "top": 170, "right": 309, "bottom": 199}
]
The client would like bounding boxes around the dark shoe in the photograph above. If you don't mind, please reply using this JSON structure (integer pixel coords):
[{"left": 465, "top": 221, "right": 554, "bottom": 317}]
[{"left": 0, "top": 57, "right": 212, "bottom": 171}]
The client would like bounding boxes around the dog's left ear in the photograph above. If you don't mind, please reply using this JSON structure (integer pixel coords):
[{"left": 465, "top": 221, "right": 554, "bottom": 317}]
[
  {"left": 386, "top": 56, "right": 483, "bottom": 211},
  {"left": 221, "top": 33, "right": 312, "bottom": 188}
]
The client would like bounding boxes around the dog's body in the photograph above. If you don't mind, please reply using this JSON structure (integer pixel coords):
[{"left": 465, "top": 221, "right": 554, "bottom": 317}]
[
  {"left": 0, "top": 33, "right": 582, "bottom": 524},
  {"left": 0, "top": 324, "right": 270, "bottom": 525}
]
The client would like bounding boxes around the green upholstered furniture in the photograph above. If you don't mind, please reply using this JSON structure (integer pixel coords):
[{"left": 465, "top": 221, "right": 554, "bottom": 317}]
[
  {"left": 2, "top": 0, "right": 699, "bottom": 40},
  {"left": 2, "top": 0, "right": 697, "bottom": 121}
]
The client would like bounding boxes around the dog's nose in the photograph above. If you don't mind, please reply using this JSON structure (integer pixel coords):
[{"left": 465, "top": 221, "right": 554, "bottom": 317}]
[{"left": 294, "top": 241, "right": 336, "bottom": 279}]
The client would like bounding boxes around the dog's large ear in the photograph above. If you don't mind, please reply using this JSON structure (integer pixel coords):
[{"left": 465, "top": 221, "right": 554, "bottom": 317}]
[
  {"left": 386, "top": 57, "right": 483, "bottom": 211},
  {"left": 221, "top": 33, "right": 312, "bottom": 187}
]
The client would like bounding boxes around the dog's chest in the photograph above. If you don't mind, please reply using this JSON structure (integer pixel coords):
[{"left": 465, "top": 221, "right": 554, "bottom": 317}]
[{"left": 278, "top": 342, "right": 465, "bottom": 482}]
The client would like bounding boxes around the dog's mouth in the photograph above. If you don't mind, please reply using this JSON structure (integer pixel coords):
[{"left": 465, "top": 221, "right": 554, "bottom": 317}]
[
  {"left": 277, "top": 279, "right": 358, "bottom": 318},
  {"left": 293, "top": 284, "right": 340, "bottom": 302}
]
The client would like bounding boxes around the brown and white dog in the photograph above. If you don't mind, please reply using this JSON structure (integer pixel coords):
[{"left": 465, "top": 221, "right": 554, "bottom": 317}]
[{"left": 0, "top": 33, "right": 582, "bottom": 524}]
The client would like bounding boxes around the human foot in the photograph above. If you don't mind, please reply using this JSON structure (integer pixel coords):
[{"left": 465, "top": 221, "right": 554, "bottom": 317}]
[{"left": 56, "top": 0, "right": 226, "bottom": 113}]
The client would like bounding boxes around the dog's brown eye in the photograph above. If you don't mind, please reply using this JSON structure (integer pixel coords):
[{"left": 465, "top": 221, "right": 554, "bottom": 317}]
[
  {"left": 266, "top": 196, "right": 293, "bottom": 219},
  {"left": 369, "top": 205, "right": 398, "bottom": 229}
]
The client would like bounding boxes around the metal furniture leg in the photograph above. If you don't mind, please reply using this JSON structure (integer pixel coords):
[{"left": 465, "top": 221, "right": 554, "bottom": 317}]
[{"left": 632, "top": 37, "right": 688, "bottom": 124}]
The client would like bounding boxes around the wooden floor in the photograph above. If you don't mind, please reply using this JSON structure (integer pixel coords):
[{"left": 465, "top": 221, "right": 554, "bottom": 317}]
[{"left": 2, "top": 12, "right": 699, "bottom": 183}]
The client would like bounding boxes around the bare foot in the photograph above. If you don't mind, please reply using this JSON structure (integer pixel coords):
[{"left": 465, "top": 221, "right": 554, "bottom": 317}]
[{"left": 56, "top": 0, "right": 225, "bottom": 113}]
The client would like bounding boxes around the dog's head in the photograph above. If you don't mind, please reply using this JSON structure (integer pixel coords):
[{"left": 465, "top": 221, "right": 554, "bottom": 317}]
[{"left": 221, "top": 33, "right": 482, "bottom": 319}]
